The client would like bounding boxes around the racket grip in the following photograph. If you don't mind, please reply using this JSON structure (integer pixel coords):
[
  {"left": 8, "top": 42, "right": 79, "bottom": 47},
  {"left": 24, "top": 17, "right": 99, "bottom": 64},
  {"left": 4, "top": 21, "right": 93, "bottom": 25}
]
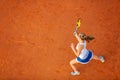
[
  {"left": 73, "top": 31, "right": 77, "bottom": 35},
  {"left": 73, "top": 28, "right": 78, "bottom": 36}
]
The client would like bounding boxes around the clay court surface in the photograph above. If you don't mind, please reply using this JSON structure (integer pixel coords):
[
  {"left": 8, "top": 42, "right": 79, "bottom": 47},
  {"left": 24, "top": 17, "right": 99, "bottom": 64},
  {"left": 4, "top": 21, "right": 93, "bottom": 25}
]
[{"left": 0, "top": 0, "right": 120, "bottom": 80}]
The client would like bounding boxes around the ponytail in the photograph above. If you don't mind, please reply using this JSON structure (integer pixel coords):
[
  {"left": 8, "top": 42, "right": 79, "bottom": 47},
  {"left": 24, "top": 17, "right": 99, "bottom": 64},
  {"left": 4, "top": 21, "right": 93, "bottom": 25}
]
[
  {"left": 79, "top": 33, "right": 95, "bottom": 42},
  {"left": 84, "top": 35, "right": 95, "bottom": 42}
]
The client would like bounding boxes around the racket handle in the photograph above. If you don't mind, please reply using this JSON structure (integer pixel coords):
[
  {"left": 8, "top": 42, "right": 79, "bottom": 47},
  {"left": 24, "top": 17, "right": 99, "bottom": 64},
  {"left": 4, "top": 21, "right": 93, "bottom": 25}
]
[{"left": 73, "top": 27, "right": 78, "bottom": 35}]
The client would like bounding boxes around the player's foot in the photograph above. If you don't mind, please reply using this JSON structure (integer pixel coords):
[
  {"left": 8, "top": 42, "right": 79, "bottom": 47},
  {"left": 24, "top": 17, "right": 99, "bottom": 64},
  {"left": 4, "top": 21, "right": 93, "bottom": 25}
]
[
  {"left": 99, "top": 56, "right": 105, "bottom": 63},
  {"left": 70, "top": 71, "right": 80, "bottom": 76}
]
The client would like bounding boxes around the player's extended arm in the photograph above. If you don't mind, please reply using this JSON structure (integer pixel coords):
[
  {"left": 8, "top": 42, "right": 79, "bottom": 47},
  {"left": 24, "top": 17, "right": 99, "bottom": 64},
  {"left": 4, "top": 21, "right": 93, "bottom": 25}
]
[{"left": 74, "top": 33, "right": 83, "bottom": 43}]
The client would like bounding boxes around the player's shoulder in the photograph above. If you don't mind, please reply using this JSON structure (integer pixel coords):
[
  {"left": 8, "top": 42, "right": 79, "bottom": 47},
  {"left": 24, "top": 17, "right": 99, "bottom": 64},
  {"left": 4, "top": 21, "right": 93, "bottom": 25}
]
[{"left": 78, "top": 42, "right": 84, "bottom": 46}]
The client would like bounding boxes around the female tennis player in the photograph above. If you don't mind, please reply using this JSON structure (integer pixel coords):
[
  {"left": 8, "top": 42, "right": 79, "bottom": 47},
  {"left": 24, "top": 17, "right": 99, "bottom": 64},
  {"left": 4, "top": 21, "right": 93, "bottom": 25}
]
[{"left": 70, "top": 32, "right": 105, "bottom": 76}]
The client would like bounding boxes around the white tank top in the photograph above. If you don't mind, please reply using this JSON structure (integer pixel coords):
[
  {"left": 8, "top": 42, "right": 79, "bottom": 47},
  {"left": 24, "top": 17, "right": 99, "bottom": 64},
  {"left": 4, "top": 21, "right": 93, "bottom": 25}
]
[{"left": 76, "top": 41, "right": 89, "bottom": 59}]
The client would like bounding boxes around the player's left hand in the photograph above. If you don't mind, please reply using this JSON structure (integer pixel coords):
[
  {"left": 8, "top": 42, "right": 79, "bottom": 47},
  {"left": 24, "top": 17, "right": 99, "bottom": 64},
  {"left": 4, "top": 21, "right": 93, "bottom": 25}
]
[{"left": 70, "top": 43, "right": 75, "bottom": 49}]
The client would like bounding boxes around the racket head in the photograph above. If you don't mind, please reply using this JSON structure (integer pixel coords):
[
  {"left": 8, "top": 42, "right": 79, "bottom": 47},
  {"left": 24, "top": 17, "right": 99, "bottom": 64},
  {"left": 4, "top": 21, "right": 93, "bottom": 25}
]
[{"left": 76, "top": 18, "right": 81, "bottom": 28}]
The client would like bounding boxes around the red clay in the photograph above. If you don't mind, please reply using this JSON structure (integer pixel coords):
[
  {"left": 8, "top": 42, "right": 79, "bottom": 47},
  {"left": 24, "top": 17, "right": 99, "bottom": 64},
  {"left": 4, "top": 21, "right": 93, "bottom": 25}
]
[{"left": 0, "top": 0, "right": 120, "bottom": 80}]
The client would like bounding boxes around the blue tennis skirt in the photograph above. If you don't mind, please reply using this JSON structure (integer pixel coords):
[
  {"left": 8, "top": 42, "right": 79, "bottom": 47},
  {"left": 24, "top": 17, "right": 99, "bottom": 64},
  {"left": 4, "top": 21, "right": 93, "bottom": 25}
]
[{"left": 76, "top": 50, "right": 93, "bottom": 64}]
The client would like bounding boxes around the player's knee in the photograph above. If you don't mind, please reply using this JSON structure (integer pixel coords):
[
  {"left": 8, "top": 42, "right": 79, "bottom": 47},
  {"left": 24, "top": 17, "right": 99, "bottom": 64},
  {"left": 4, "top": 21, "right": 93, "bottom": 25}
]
[
  {"left": 70, "top": 60, "right": 73, "bottom": 65},
  {"left": 69, "top": 60, "right": 72, "bottom": 65}
]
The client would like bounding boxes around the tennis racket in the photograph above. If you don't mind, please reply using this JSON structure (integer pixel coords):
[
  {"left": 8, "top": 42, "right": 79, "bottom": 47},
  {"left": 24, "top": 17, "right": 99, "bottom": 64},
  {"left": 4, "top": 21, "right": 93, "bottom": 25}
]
[{"left": 74, "top": 18, "right": 81, "bottom": 35}]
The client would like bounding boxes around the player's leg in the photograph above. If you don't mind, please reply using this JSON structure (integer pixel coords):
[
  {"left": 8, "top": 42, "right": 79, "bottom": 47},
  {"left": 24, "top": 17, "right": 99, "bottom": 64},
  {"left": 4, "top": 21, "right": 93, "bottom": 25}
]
[
  {"left": 92, "top": 54, "right": 105, "bottom": 63},
  {"left": 70, "top": 58, "right": 80, "bottom": 75},
  {"left": 70, "top": 58, "right": 78, "bottom": 71}
]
